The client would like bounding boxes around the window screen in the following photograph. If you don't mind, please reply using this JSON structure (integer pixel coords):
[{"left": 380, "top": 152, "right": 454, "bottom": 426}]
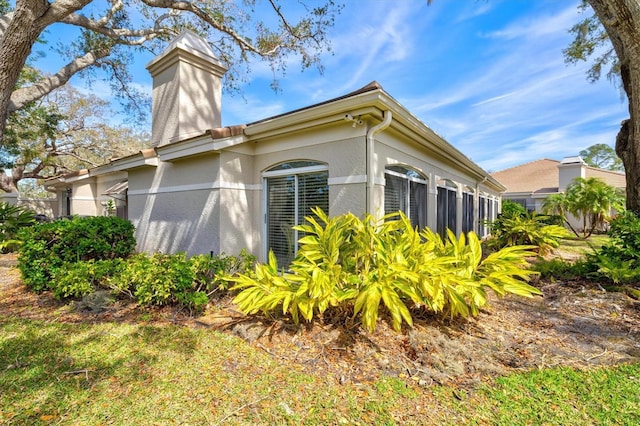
[
  {"left": 462, "top": 192, "right": 474, "bottom": 234},
  {"left": 265, "top": 163, "right": 328, "bottom": 267},
  {"left": 478, "top": 196, "right": 487, "bottom": 237},
  {"left": 384, "top": 166, "right": 427, "bottom": 230},
  {"left": 437, "top": 184, "right": 457, "bottom": 239}
]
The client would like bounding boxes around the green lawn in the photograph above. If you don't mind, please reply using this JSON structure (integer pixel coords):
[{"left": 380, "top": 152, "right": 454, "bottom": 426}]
[
  {"left": 1, "top": 317, "right": 638, "bottom": 425},
  {"left": 557, "top": 235, "right": 610, "bottom": 257}
]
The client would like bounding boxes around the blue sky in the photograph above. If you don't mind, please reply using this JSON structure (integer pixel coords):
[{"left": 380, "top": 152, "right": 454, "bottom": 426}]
[{"left": 34, "top": 0, "right": 627, "bottom": 172}]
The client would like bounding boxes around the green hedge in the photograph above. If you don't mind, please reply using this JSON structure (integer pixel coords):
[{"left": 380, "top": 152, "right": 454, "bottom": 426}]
[{"left": 18, "top": 216, "right": 136, "bottom": 291}]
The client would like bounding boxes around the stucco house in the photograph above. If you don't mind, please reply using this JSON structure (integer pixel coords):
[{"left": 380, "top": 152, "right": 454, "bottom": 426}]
[
  {"left": 491, "top": 156, "right": 626, "bottom": 213},
  {"left": 45, "top": 31, "right": 504, "bottom": 264}
]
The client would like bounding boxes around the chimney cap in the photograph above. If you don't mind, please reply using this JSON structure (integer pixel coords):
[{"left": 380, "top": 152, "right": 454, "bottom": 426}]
[
  {"left": 560, "top": 156, "right": 586, "bottom": 165},
  {"left": 146, "top": 30, "right": 227, "bottom": 74}
]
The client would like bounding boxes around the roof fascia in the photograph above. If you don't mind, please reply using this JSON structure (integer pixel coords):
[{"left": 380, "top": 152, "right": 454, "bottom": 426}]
[
  {"left": 96, "top": 151, "right": 158, "bottom": 174},
  {"left": 244, "top": 91, "right": 386, "bottom": 139},
  {"left": 42, "top": 170, "right": 91, "bottom": 188},
  {"left": 157, "top": 133, "right": 246, "bottom": 161},
  {"left": 245, "top": 88, "right": 504, "bottom": 192}
]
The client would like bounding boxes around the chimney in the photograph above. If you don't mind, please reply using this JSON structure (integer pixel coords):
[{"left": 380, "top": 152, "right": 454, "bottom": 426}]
[
  {"left": 558, "top": 156, "right": 586, "bottom": 192},
  {"left": 146, "top": 30, "right": 228, "bottom": 147}
]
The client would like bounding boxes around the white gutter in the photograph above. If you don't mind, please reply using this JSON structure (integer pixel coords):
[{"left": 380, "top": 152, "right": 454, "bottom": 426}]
[{"left": 366, "top": 110, "right": 392, "bottom": 214}]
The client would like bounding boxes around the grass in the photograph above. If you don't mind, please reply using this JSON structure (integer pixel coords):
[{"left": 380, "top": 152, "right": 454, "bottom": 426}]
[
  {"left": 1, "top": 317, "right": 639, "bottom": 425},
  {"left": 557, "top": 234, "right": 609, "bottom": 256}
]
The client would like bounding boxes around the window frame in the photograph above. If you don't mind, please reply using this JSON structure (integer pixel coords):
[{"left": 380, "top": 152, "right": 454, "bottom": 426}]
[
  {"left": 262, "top": 161, "right": 329, "bottom": 266},
  {"left": 384, "top": 165, "right": 428, "bottom": 230},
  {"left": 437, "top": 180, "right": 458, "bottom": 239}
]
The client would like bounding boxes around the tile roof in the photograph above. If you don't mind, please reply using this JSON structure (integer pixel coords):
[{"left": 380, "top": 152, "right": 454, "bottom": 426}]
[
  {"left": 491, "top": 158, "right": 627, "bottom": 195},
  {"left": 491, "top": 159, "right": 560, "bottom": 193},
  {"left": 585, "top": 166, "right": 626, "bottom": 188}
]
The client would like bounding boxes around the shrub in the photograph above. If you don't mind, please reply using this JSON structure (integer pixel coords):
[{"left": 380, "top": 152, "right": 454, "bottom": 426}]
[
  {"left": 231, "top": 208, "right": 541, "bottom": 332},
  {"left": 0, "top": 202, "right": 35, "bottom": 252},
  {"left": 110, "top": 251, "right": 253, "bottom": 313},
  {"left": 50, "top": 259, "right": 124, "bottom": 299},
  {"left": 190, "top": 249, "right": 256, "bottom": 294},
  {"left": 501, "top": 200, "right": 526, "bottom": 218},
  {"left": 585, "top": 211, "right": 640, "bottom": 284},
  {"left": 487, "top": 212, "right": 570, "bottom": 255},
  {"left": 111, "top": 253, "right": 194, "bottom": 306},
  {"left": 18, "top": 216, "right": 135, "bottom": 291}
]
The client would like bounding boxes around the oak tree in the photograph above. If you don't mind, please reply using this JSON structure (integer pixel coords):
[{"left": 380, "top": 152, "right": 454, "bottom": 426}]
[
  {"left": 566, "top": 0, "right": 640, "bottom": 212},
  {"left": 0, "top": 83, "right": 149, "bottom": 193},
  {"left": 0, "top": 0, "right": 340, "bottom": 144}
]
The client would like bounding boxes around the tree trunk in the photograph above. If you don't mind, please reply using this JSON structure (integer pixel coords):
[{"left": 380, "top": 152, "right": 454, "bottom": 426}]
[
  {"left": 0, "top": 1, "right": 50, "bottom": 141},
  {"left": 0, "top": 170, "right": 18, "bottom": 193},
  {"left": 0, "top": 0, "right": 90, "bottom": 143},
  {"left": 587, "top": 0, "right": 640, "bottom": 213}
]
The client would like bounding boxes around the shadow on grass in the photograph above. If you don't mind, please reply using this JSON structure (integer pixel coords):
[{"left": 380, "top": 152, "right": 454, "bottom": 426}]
[{"left": 0, "top": 319, "right": 200, "bottom": 424}]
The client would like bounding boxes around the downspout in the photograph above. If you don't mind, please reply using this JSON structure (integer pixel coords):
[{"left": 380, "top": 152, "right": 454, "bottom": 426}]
[{"left": 366, "top": 110, "right": 392, "bottom": 215}]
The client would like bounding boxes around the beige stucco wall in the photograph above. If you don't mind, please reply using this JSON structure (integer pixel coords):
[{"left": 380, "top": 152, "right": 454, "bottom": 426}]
[
  {"left": 128, "top": 154, "right": 222, "bottom": 254},
  {"left": 56, "top": 113, "right": 502, "bottom": 260},
  {"left": 218, "top": 150, "right": 258, "bottom": 254},
  {"left": 253, "top": 124, "right": 368, "bottom": 217},
  {"left": 17, "top": 198, "right": 57, "bottom": 218},
  {"left": 71, "top": 179, "right": 98, "bottom": 216}
]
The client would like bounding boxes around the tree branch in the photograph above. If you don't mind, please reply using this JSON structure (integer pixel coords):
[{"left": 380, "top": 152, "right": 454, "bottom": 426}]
[
  {"left": 138, "top": 0, "right": 267, "bottom": 56},
  {"left": 8, "top": 49, "right": 111, "bottom": 113}
]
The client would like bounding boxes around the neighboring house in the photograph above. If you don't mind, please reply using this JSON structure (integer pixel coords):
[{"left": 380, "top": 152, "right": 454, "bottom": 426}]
[
  {"left": 491, "top": 156, "right": 626, "bottom": 227},
  {"left": 45, "top": 31, "right": 504, "bottom": 264}
]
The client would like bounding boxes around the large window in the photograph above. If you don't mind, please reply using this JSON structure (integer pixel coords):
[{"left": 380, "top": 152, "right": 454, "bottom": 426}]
[
  {"left": 462, "top": 188, "right": 474, "bottom": 234},
  {"left": 264, "top": 161, "right": 329, "bottom": 266},
  {"left": 437, "top": 180, "right": 457, "bottom": 239},
  {"left": 478, "top": 195, "right": 487, "bottom": 237},
  {"left": 384, "top": 165, "right": 428, "bottom": 230}
]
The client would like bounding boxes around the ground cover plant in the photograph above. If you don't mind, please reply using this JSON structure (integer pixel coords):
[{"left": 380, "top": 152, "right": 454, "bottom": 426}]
[{"left": 231, "top": 209, "right": 541, "bottom": 332}]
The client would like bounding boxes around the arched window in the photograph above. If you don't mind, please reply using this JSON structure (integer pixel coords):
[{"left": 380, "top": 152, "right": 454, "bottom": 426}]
[
  {"left": 384, "top": 165, "right": 428, "bottom": 230},
  {"left": 437, "top": 179, "right": 457, "bottom": 238},
  {"left": 263, "top": 161, "right": 328, "bottom": 266}
]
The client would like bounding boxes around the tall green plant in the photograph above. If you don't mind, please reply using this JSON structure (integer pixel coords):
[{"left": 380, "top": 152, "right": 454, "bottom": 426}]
[
  {"left": 0, "top": 202, "right": 35, "bottom": 252},
  {"left": 488, "top": 212, "right": 570, "bottom": 255},
  {"left": 587, "top": 211, "right": 640, "bottom": 283},
  {"left": 232, "top": 209, "right": 541, "bottom": 332}
]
